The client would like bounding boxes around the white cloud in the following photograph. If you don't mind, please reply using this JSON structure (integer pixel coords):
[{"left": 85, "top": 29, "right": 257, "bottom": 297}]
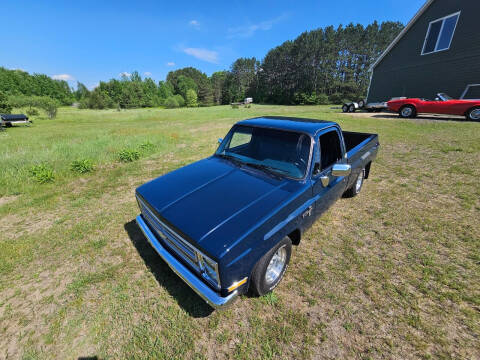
[
  {"left": 119, "top": 72, "right": 131, "bottom": 78},
  {"left": 189, "top": 20, "right": 200, "bottom": 28},
  {"left": 166, "top": 62, "right": 175, "bottom": 67},
  {"left": 227, "top": 14, "right": 288, "bottom": 39},
  {"left": 89, "top": 83, "right": 99, "bottom": 90},
  {"left": 144, "top": 71, "right": 152, "bottom": 76},
  {"left": 183, "top": 48, "right": 218, "bottom": 63},
  {"left": 52, "top": 74, "right": 75, "bottom": 81}
]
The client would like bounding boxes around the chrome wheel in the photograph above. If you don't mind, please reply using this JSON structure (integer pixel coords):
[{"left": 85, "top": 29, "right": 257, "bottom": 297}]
[
  {"left": 469, "top": 109, "right": 480, "bottom": 120},
  {"left": 355, "top": 169, "right": 364, "bottom": 193},
  {"left": 265, "top": 245, "right": 287, "bottom": 285},
  {"left": 401, "top": 107, "right": 413, "bottom": 117}
]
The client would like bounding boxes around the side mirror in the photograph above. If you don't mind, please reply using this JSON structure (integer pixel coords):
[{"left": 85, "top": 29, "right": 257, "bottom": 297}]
[
  {"left": 218, "top": 138, "right": 223, "bottom": 144},
  {"left": 332, "top": 164, "right": 351, "bottom": 177}
]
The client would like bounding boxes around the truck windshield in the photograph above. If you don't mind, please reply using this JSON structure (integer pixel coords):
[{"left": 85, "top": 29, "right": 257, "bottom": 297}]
[{"left": 216, "top": 125, "right": 311, "bottom": 179}]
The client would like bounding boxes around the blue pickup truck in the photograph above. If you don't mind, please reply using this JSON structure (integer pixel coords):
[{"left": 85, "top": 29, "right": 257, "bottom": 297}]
[{"left": 135, "top": 117, "right": 379, "bottom": 309}]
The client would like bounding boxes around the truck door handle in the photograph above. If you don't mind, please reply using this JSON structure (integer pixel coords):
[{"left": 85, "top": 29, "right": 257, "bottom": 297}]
[{"left": 320, "top": 176, "right": 329, "bottom": 187}]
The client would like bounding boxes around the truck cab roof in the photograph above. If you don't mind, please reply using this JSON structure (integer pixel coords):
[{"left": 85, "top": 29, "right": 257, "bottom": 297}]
[{"left": 236, "top": 116, "right": 337, "bottom": 137}]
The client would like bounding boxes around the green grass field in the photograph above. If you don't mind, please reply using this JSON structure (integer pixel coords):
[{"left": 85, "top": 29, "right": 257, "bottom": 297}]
[{"left": 0, "top": 105, "right": 479, "bottom": 359}]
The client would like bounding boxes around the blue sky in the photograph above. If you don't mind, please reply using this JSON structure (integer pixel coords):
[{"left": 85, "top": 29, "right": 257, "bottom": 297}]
[{"left": 1, "top": 0, "right": 425, "bottom": 89}]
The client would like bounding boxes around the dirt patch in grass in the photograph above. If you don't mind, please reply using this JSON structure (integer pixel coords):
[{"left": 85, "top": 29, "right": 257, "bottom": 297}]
[
  {"left": 0, "top": 195, "right": 19, "bottom": 207},
  {"left": 0, "top": 213, "right": 59, "bottom": 240}
]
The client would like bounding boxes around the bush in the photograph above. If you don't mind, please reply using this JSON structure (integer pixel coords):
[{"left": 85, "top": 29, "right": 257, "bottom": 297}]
[
  {"left": 174, "top": 94, "right": 185, "bottom": 107},
  {"left": 328, "top": 93, "right": 345, "bottom": 105},
  {"left": 139, "top": 141, "right": 155, "bottom": 153},
  {"left": 84, "top": 89, "right": 115, "bottom": 110},
  {"left": 29, "top": 164, "right": 55, "bottom": 183},
  {"left": 294, "top": 92, "right": 325, "bottom": 105},
  {"left": 315, "top": 93, "right": 329, "bottom": 105},
  {"left": 43, "top": 98, "right": 58, "bottom": 119},
  {"left": 0, "top": 91, "right": 12, "bottom": 114},
  {"left": 26, "top": 108, "right": 39, "bottom": 116},
  {"left": 164, "top": 96, "right": 179, "bottom": 109},
  {"left": 185, "top": 89, "right": 198, "bottom": 107},
  {"left": 8, "top": 95, "right": 60, "bottom": 118},
  {"left": 118, "top": 149, "right": 140, "bottom": 162},
  {"left": 70, "top": 159, "right": 95, "bottom": 174}
]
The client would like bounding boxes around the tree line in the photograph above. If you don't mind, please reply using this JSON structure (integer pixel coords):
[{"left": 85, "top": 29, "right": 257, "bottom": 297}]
[
  {"left": 1, "top": 20, "right": 403, "bottom": 113},
  {"left": 0, "top": 67, "right": 74, "bottom": 105},
  {"left": 79, "top": 21, "right": 403, "bottom": 108},
  {"left": 231, "top": 21, "right": 404, "bottom": 105}
]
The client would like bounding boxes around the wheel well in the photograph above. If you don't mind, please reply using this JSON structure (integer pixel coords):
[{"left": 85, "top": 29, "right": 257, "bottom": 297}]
[
  {"left": 288, "top": 229, "right": 301, "bottom": 246},
  {"left": 400, "top": 104, "right": 416, "bottom": 110},
  {"left": 365, "top": 162, "right": 372, "bottom": 179},
  {"left": 465, "top": 106, "right": 480, "bottom": 116}
]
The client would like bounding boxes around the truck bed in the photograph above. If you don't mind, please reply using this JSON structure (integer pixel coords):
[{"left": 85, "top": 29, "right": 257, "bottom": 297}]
[
  {"left": 342, "top": 130, "right": 379, "bottom": 187},
  {"left": 343, "top": 131, "right": 378, "bottom": 156},
  {"left": 342, "top": 131, "right": 373, "bottom": 153}
]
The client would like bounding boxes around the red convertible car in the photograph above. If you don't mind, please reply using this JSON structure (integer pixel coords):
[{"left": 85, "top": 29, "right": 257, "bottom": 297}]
[{"left": 387, "top": 93, "right": 480, "bottom": 121}]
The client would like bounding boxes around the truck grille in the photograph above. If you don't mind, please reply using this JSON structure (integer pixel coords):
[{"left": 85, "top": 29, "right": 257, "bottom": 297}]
[{"left": 137, "top": 197, "right": 199, "bottom": 271}]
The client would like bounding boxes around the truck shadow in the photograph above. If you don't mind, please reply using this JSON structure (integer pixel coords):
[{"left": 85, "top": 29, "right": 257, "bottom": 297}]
[
  {"left": 124, "top": 220, "right": 214, "bottom": 318},
  {"left": 371, "top": 114, "right": 468, "bottom": 122}
]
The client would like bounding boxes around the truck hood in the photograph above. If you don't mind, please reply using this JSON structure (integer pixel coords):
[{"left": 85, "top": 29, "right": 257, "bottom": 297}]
[{"left": 136, "top": 156, "right": 303, "bottom": 259}]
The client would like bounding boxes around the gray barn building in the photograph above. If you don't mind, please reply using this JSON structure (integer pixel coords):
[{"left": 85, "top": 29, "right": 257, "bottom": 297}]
[{"left": 367, "top": 0, "right": 480, "bottom": 103}]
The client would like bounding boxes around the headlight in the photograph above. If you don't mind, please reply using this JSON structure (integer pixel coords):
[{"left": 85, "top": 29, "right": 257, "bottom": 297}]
[{"left": 196, "top": 252, "right": 220, "bottom": 288}]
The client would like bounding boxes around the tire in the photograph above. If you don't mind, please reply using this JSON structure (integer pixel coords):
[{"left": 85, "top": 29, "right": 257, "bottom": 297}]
[
  {"left": 250, "top": 237, "right": 292, "bottom": 296},
  {"left": 348, "top": 104, "right": 356, "bottom": 113},
  {"left": 342, "top": 104, "right": 349, "bottom": 113},
  {"left": 399, "top": 105, "right": 417, "bottom": 118},
  {"left": 343, "top": 168, "right": 365, "bottom": 198},
  {"left": 466, "top": 107, "right": 480, "bottom": 121},
  {"left": 358, "top": 99, "right": 366, "bottom": 108}
]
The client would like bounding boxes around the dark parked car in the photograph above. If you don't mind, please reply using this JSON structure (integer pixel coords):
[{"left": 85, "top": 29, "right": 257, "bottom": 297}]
[{"left": 135, "top": 117, "right": 379, "bottom": 309}]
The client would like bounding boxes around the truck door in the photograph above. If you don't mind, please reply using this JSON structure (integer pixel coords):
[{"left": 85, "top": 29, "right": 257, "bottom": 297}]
[{"left": 310, "top": 128, "right": 348, "bottom": 220}]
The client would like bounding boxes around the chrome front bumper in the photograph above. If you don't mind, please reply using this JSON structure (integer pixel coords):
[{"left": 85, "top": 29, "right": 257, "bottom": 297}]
[{"left": 136, "top": 215, "right": 238, "bottom": 309}]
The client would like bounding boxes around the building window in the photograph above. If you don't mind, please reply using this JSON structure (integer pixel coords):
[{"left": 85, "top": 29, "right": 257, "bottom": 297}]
[{"left": 422, "top": 12, "right": 460, "bottom": 55}]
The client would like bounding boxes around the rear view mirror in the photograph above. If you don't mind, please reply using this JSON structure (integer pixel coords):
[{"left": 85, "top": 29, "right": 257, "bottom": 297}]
[
  {"left": 332, "top": 164, "right": 351, "bottom": 177},
  {"left": 218, "top": 138, "right": 223, "bottom": 144}
]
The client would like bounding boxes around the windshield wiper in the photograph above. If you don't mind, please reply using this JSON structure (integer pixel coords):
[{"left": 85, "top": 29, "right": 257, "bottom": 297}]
[
  {"left": 217, "top": 154, "right": 290, "bottom": 178},
  {"left": 215, "top": 153, "right": 243, "bottom": 166},
  {"left": 243, "top": 162, "right": 289, "bottom": 178}
]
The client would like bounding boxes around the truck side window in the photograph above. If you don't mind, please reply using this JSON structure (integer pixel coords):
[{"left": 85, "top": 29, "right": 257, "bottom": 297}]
[
  {"left": 229, "top": 129, "right": 252, "bottom": 155},
  {"left": 230, "top": 132, "right": 252, "bottom": 148},
  {"left": 319, "top": 131, "right": 342, "bottom": 171}
]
